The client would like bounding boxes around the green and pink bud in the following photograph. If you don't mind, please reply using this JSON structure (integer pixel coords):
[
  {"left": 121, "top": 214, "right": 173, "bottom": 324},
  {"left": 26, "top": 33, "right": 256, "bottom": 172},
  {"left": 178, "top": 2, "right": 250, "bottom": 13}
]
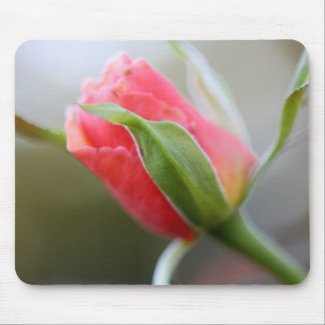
[{"left": 65, "top": 53, "right": 256, "bottom": 240}]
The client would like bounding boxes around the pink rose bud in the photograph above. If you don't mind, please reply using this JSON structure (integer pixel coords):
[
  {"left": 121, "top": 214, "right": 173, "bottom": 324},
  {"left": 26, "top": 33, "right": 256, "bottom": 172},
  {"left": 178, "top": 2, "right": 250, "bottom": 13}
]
[{"left": 65, "top": 53, "right": 256, "bottom": 241}]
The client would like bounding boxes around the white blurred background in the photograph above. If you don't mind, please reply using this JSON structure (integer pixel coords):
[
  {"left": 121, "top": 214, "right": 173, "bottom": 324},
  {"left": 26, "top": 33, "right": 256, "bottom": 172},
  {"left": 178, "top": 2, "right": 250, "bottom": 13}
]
[{"left": 15, "top": 41, "right": 308, "bottom": 284}]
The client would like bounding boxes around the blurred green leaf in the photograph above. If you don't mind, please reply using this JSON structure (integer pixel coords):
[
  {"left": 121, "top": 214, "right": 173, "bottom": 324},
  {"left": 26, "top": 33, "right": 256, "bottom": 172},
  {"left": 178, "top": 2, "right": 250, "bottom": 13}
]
[
  {"left": 16, "top": 115, "right": 66, "bottom": 147},
  {"left": 169, "top": 41, "right": 251, "bottom": 145},
  {"left": 243, "top": 50, "right": 309, "bottom": 200},
  {"left": 80, "top": 103, "right": 233, "bottom": 231}
]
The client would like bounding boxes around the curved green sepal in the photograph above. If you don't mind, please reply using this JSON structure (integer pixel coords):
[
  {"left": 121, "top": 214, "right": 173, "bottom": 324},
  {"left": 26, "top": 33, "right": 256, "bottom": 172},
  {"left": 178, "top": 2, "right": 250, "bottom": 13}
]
[
  {"left": 152, "top": 239, "right": 192, "bottom": 285},
  {"left": 80, "top": 103, "right": 232, "bottom": 230},
  {"left": 242, "top": 50, "right": 309, "bottom": 201}
]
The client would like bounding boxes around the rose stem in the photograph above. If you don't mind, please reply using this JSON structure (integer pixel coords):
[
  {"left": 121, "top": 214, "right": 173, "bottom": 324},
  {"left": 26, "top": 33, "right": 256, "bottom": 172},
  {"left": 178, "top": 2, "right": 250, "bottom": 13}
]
[{"left": 210, "top": 212, "right": 307, "bottom": 284}]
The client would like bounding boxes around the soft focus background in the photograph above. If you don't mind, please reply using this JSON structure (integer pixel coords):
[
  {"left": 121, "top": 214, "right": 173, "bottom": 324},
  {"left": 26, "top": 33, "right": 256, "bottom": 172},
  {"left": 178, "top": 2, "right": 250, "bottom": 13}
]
[{"left": 15, "top": 41, "right": 308, "bottom": 284}]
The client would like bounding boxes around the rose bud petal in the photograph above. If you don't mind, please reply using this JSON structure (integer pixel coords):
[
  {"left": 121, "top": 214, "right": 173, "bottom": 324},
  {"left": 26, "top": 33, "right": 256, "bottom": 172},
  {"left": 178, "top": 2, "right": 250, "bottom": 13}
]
[{"left": 65, "top": 53, "right": 256, "bottom": 241}]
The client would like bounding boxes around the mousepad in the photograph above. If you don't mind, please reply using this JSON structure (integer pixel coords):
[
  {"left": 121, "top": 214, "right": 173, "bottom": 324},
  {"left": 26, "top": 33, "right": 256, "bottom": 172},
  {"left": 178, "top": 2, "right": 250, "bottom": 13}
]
[{"left": 15, "top": 40, "right": 309, "bottom": 284}]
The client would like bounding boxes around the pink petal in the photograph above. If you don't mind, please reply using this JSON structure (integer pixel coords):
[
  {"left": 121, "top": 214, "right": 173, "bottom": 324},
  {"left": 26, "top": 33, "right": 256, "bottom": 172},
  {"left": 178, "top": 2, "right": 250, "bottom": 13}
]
[
  {"left": 113, "top": 58, "right": 201, "bottom": 120},
  {"left": 80, "top": 53, "right": 133, "bottom": 103},
  {"left": 194, "top": 120, "right": 256, "bottom": 204}
]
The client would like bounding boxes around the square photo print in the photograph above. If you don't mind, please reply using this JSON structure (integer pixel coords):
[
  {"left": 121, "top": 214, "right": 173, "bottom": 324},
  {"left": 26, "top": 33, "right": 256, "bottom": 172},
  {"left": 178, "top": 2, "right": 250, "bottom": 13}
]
[{"left": 15, "top": 40, "right": 309, "bottom": 285}]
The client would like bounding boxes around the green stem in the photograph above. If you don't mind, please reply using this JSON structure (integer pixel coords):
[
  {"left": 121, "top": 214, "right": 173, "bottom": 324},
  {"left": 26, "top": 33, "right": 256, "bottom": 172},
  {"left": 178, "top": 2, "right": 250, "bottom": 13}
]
[
  {"left": 210, "top": 213, "right": 307, "bottom": 284},
  {"left": 15, "top": 115, "right": 66, "bottom": 148},
  {"left": 152, "top": 239, "right": 192, "bottom": 285}
]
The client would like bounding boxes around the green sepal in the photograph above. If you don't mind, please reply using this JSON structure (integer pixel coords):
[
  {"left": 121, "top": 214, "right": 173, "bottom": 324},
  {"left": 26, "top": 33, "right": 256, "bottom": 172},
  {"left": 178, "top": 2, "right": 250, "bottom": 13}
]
[{"left": 80, "top": 103, "right": 233, "bottom": 231}]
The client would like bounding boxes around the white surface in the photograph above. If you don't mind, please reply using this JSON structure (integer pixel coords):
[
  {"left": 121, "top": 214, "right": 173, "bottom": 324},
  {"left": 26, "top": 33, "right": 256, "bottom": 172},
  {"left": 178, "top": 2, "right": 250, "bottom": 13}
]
[{"left": 0, "top": 0, "right": 324, "bottom": 324}]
